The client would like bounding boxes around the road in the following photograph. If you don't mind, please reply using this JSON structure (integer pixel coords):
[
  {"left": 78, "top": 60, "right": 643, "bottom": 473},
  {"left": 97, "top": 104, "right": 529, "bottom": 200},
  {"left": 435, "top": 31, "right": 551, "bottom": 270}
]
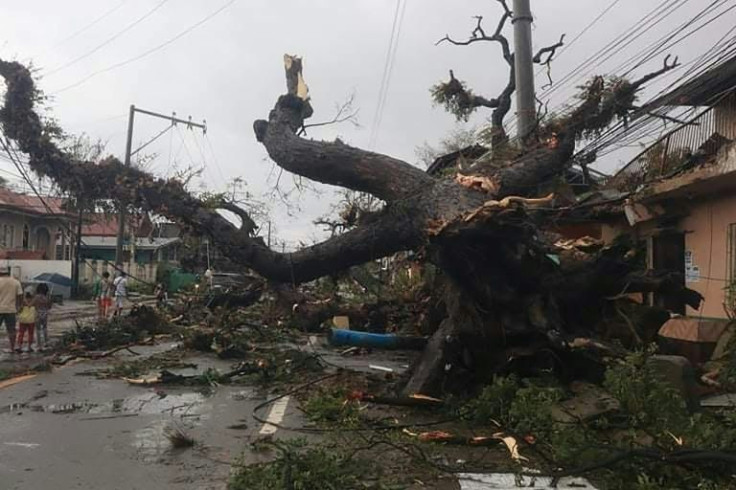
[{"left": 0, "top": 341, "right": 305, "bottom": 489}]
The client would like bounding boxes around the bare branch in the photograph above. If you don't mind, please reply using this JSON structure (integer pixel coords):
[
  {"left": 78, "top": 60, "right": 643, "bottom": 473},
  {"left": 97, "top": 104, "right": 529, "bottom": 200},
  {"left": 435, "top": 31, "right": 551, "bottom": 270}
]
[
  {"left": 436, "top": 2, "right": 513, "bottom": 65},
  {"left": 533, "top": 34, "right": 566, "bottom": 65},
  {"left": 298, "top": 92, "right": 360, "bottom": 136},
  {"left": 630, "top": 55, "right": 680, "bottom": 92},
  {"left": 534, "top": 34, "right": 565, "bottom": 89}
]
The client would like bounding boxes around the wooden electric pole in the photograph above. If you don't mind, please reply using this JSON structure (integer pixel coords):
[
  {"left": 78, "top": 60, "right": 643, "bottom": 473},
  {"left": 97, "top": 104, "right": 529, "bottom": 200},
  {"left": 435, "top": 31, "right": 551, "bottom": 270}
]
[{"left": 115, "top": 105, "right": 207, "bottom": 266}]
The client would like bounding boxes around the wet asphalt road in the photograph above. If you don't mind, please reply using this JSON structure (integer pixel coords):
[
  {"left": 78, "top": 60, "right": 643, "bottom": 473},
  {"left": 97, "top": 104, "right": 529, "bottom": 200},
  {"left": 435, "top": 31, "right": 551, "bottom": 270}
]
[{"left": 0, "top": 344, "right": 305, "bottom": 490}]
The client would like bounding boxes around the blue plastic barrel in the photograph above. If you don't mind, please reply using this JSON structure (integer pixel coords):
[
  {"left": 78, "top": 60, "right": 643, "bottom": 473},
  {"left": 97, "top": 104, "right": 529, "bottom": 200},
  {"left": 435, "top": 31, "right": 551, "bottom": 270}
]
[{"left": 328, "top": 328, "right": 426, "bottom": 350}]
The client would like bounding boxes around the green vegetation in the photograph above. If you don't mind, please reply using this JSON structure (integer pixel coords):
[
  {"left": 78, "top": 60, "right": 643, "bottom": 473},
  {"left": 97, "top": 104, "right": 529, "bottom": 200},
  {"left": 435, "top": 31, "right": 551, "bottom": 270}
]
[
  {"left": 229, "top": 439, "right": 378, "bottom": 490},
  {"left": 456, "top": 353, "right": 736, "bottom": 489},
  {"left": 301, "top": 388, "right": 360, "bottom": 427}
]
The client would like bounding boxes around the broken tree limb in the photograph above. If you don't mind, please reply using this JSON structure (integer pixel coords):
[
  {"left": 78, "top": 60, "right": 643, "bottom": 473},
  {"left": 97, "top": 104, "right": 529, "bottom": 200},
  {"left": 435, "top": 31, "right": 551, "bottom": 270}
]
[{"left": 254, "top": 96, "right": 433, "bottom": 202}]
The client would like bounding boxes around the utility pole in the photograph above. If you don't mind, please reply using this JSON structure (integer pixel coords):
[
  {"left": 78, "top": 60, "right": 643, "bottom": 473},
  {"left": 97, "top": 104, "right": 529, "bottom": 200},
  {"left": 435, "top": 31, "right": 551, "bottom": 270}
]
[
  {"left": 115, "top": 105, "right": 207, "bottom": 266},
  {"left": 512, "top": 0, "right": 536, "bottom": 142},
  {"left": 116, "top": 104, "right": 135, "bottom": 266}
]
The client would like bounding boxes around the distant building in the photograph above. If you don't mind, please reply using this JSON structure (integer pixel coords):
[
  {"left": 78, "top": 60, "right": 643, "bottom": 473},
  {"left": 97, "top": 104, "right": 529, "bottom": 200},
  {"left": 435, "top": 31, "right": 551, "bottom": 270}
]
[
  {"left": 79, "top": 214, "right": 181, "bottom": 284},
  {"left": 0, "top": 187, "right": 73, "bottom": 260},
  {"left": 0, "top": 187, "right": 74, "bottom": 293}
]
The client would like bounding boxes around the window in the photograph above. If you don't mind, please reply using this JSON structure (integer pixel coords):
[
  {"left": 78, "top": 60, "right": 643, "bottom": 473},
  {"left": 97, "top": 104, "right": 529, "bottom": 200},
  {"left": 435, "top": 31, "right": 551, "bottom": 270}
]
[
  {"left": 3, "top": 225, "right": 14, "bottom": 249},
  {"left": 22, "top": 224, "right": 29, "bottom": 250}
]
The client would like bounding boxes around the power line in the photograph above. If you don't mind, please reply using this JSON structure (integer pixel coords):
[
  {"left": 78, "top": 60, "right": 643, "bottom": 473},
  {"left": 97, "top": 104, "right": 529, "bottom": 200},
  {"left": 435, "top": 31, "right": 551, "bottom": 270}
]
[
  {"left": 368, "top": 0, "right": 407, "bottom": 149},
  {"left": 534, "top": 0, "right": 623, "bottom": 78},
  {"left": 204, "top": 134, "right": 229, "bottom": 187},
  {"left": 506, "top": 0, "right": 686, "bottom": 135},
  {"left": 52, "top": 0, "right": 237, "bottom": 94},
  {"left": 368, "top": 0, "right": 402, "bottom": 149},
  {"left": 514, "top": 0, "right": 736, "bottom": 155},
  {"left": 46, "top": 0, "right": 170, "bottom": 77},
  {"left": 51, "top": 0, "right": 130, "bottom": 50}
]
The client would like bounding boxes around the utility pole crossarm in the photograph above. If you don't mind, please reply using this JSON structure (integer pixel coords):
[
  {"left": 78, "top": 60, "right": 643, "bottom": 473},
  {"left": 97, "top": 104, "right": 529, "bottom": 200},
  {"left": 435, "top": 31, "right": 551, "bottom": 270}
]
[
  {"left": 114, "top": 104, "right": 208, "bottom": 266},
  {"left": 132, "top": 107, "right": 207, "bottom": 132}
]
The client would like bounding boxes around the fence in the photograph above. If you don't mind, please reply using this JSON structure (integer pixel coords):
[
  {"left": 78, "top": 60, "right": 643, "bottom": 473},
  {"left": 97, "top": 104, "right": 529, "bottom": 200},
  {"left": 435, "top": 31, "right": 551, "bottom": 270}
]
[
  {"left": 81, "top": 259, "right": 158, "bottom": 286},
  {"left": 607, "top": 96, "right": 736, "bottom": 191}
]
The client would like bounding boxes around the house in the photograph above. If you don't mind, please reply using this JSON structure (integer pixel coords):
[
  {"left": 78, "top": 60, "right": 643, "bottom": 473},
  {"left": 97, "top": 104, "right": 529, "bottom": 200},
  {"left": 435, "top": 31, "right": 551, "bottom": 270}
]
[
  {"left": 0, "top": 187, "right": 75, "bottom": 288},
  {"left": 603, "top": 55, "right": 736, "bottom": 320},
  {"left": 79, "top": 214, "right": 181, "bottom": 284}
]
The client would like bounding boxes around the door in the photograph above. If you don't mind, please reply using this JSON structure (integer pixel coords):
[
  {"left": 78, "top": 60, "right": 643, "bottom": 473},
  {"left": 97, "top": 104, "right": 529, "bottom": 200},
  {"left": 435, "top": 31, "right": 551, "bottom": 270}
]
[{"left": 652, "top": 232, "right": 686, "bottom": 315}]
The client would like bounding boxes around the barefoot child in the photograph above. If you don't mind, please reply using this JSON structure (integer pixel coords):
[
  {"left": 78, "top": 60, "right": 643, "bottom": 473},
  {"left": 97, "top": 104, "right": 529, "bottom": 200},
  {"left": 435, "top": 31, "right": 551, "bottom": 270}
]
[
  {"left": 33, "top": 283, "right": 51, "bottom": 351},
  {"left": 16, "top": 291, "right": 36, "bottom": 353}
]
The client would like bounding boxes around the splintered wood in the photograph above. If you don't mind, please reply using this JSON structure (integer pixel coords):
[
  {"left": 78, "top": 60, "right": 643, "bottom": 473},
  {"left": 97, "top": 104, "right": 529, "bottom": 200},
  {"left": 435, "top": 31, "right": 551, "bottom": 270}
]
[
  {"left": 463, "top": 193, "right": 555, "bottom": 222},
  {"left": 454, "top": 173, "right": 498, "bottom": 193},
  {"left": 284, "top": 54, "right": 310, "bottom": 101}
]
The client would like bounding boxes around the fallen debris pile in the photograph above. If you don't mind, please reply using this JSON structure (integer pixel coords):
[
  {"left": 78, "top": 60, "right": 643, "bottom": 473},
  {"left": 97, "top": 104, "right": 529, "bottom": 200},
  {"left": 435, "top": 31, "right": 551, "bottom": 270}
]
[{"left": 59, "top": 305, "right": 172, "bottom": 352}]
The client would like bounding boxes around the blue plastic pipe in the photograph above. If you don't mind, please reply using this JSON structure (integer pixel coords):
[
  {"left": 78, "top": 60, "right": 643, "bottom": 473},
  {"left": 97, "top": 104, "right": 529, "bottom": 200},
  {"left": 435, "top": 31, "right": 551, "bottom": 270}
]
[{"left": 328, "top": 328, "right": 426, "bottom": 350}]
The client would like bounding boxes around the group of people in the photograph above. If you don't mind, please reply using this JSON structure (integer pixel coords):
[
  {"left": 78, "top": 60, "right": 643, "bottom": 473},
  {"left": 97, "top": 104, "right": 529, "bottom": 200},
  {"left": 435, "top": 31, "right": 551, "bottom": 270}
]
[
  {"left": 92, "top": 271, "right": 129, "bottom": 319},
  {"left": 0, "top": 267, "right": 52, "bottom": 354}
]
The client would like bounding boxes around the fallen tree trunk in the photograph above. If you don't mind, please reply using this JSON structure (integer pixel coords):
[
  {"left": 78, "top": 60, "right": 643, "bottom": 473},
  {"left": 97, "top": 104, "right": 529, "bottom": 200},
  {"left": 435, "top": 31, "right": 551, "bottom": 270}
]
[{"left": 0, "top": 55, "right": 698, "bottom": 396}]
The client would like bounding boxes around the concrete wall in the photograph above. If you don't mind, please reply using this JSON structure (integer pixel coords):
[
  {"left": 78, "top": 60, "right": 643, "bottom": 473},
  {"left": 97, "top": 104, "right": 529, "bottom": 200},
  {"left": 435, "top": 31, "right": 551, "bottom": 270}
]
[
  {"left": 6, "top": 259, "right": 72, "bottom": 282},
  {"left": 680, "top": 193, "right": 736, "bottom": 318},
  {"left": 81, "top": 259, "right": 158, "bottom": 287}
]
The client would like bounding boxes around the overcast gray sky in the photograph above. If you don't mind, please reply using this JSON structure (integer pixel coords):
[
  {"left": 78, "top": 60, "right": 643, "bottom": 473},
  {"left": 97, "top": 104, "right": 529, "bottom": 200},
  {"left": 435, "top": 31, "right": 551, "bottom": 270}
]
[{"left": 1, "top": 0, "right": 733, "bottom": 247}]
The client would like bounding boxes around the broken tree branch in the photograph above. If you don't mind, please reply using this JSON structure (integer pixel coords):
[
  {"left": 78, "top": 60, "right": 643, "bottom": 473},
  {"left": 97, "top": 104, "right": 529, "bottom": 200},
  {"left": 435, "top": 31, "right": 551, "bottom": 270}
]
[{"left": 254, "top": 59, "right": 433, "bottom": 202}]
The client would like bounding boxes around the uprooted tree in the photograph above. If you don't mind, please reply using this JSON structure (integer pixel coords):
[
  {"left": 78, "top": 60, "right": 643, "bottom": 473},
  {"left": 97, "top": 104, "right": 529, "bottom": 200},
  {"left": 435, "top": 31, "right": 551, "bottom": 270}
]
[{"left": 0, "top": 8, "right": 699, "bottom": 397}]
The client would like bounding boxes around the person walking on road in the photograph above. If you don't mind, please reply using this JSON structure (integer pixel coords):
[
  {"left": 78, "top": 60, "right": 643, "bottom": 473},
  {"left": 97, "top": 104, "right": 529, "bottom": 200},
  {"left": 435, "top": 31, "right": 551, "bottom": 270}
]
[
  {"left": 0, "top": 267, "right": 22, "bottom": 354},
  {"left": 113, "top": 271, "right": 129, "bottom": 317},
  {"left": 93, "top": 271, "right": 112, "bottom": 319}
]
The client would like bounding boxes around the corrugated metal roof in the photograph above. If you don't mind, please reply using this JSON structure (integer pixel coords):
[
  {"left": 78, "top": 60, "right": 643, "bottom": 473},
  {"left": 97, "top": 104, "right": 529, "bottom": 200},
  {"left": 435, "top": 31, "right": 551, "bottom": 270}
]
[{"left": 0, "top": 188, "right": 69, "bottom": 216}]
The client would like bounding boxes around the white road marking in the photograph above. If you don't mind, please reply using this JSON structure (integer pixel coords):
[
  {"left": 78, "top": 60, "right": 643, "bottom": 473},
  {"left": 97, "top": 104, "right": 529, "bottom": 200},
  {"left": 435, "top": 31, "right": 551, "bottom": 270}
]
[
  {"left": 259, "top": 396, "right": 290, "bottom": 435},
  {"left": 369, "top": 364, "right": 394, "bottom": 373},
  {"left": 3, "top": 442, "right": 40, "bottom": 448},
  {"left": 458, "top": 472, "right": 596, "bottom": 489}
]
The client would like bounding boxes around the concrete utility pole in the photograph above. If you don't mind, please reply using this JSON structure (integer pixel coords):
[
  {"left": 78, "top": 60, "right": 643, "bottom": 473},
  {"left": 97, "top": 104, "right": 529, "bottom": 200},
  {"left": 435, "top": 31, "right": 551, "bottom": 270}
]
[
  {"left": 115, "top": 105, "right": 207, "bottom": 266},
  {"left": 512, "top": 0, "right": 536, "bottom": 141},
  {"left": 116, "top": 104, "right": 135, "bottom": 266}
]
